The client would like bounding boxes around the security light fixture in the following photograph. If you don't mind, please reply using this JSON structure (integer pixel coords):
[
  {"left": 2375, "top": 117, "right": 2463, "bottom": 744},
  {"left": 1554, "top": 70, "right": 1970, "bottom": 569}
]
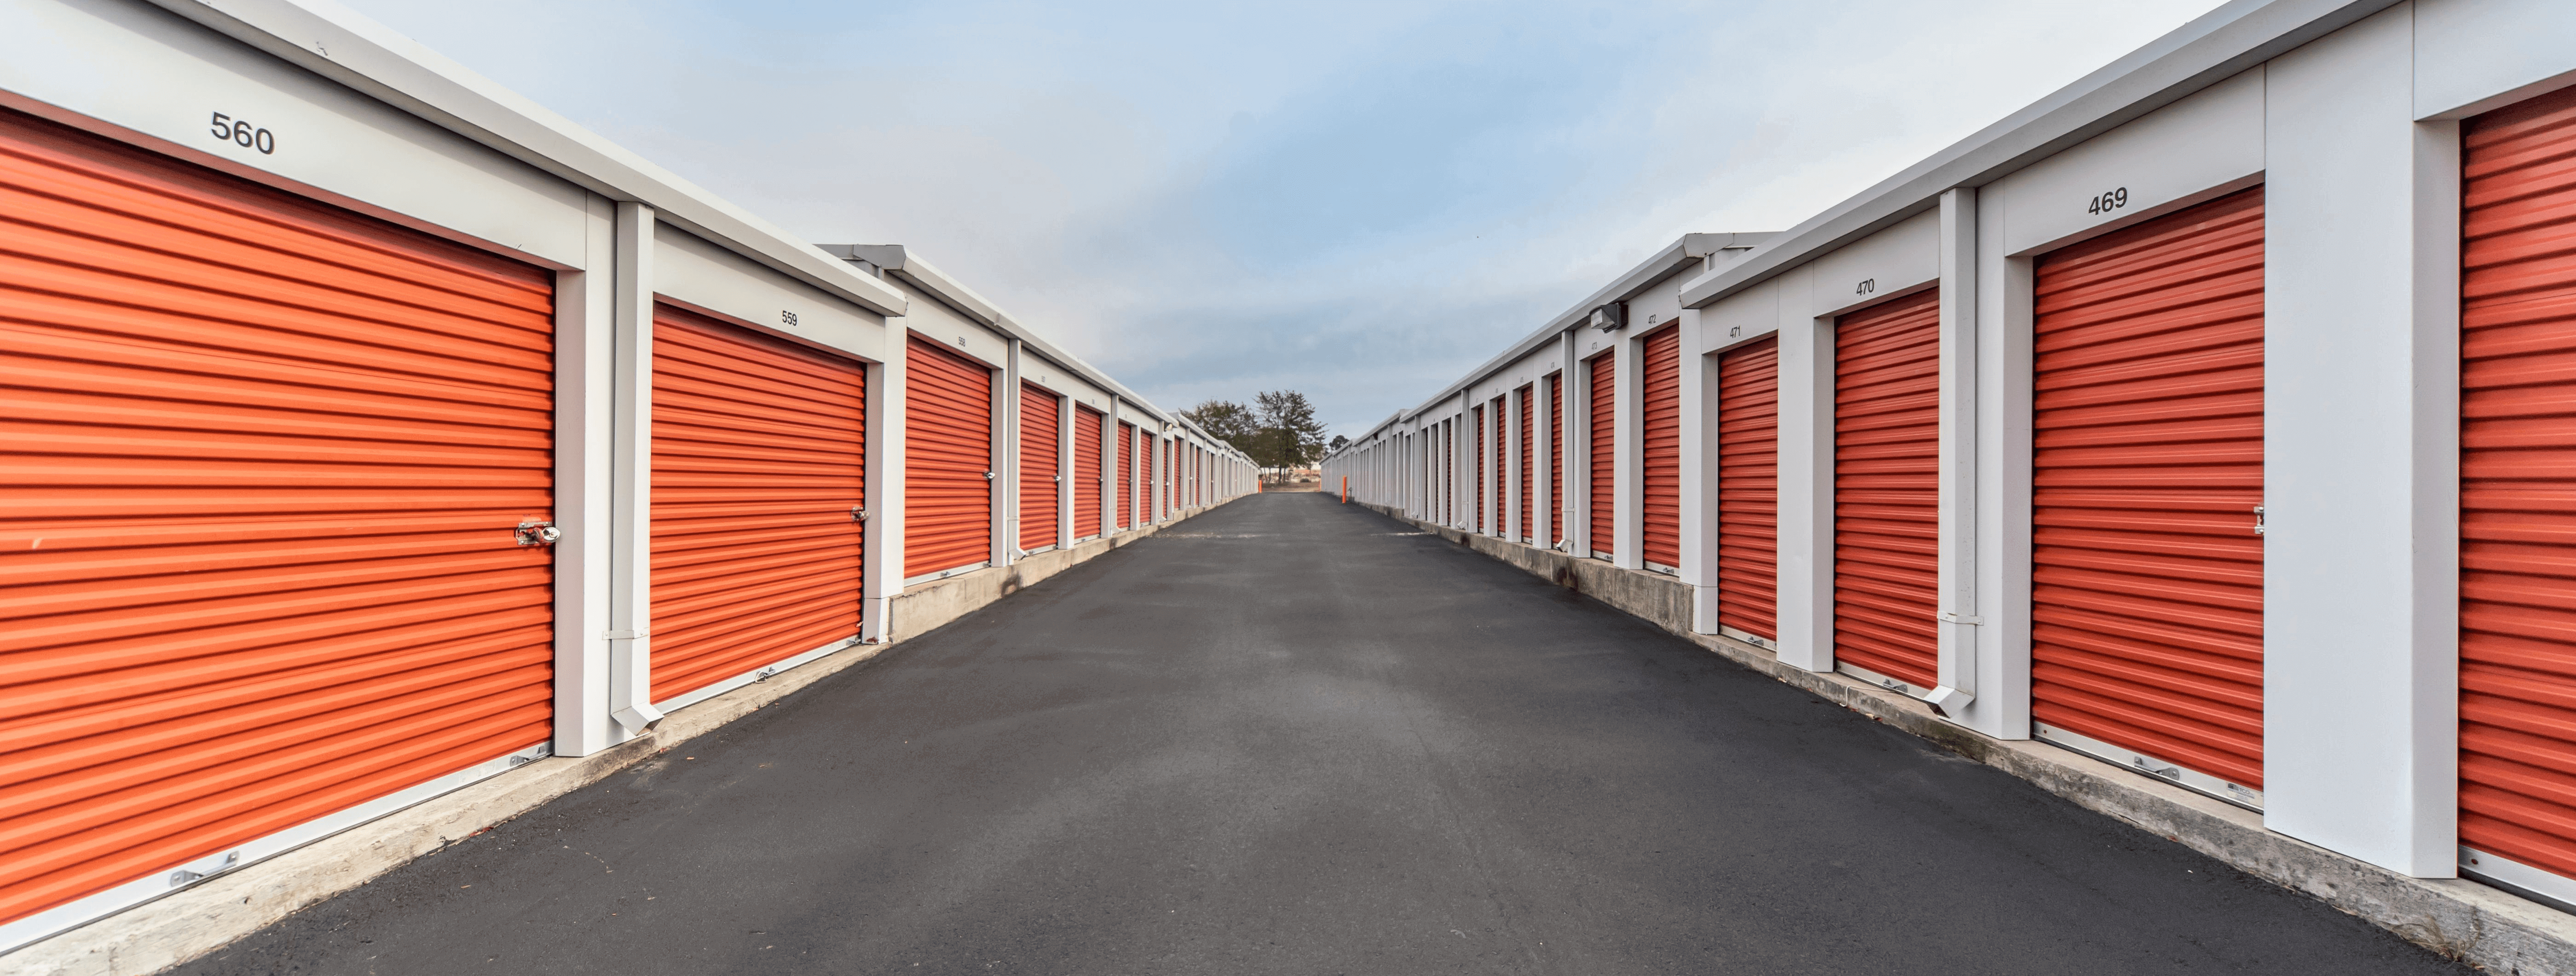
[{"left": 1589, "top": 302, "right": 1625, "bottom": 333}]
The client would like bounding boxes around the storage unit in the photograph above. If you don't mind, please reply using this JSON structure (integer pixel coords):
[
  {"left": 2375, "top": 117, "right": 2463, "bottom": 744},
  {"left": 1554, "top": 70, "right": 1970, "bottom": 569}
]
[
  {"left": 902, "top": 335, "right": 994, "bottom": 581},
  {"left": 1641, "top": 325, "right": 1682, "bottom": 572},
  {"left": 649, "top": 304, "right": 866, "bottom": 705},
  {"left": 0, "top": 109, "right": 555, "bottom": 928},
  {"left": 1588, "top": 352, "right": 1616, "bottom": 559},
  {"left": 1118, "top": 422, "right": 1135, "bottom": 529},
  {"left": 1832, "top": 289, "right": 1941, "bottom": 693},
  {"left": 1551, "top": 375, "right": 1565, "bottom": 546},
  {"left": 2029, "top": 189, "right": 2265, "bottom": 805},
  {"left": 1074, "top": 406, "right": 1104, "bottom": 541},
  {"left": 1474, "top": 405, "right": 1486, "bottom": 531},
  {"left": 1717, "top": 335, "right": 1780, "bottom": 645},
  {"left": 2461, "top": 85, "right": 2576, "bottom": 889},
  {"left": 1518, "top": 384, "right": 1534, "bottom": 543},
  {"left": 1019, "top": 383, "right": 1060, "bottom": 553}
]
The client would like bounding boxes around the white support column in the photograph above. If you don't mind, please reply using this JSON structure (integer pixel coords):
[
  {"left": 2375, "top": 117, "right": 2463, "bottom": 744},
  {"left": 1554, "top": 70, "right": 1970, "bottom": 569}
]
[
  {"left": 1057, "top": 394, "right": 1075, "bottom": 550},
  {"left": 863, "top": 331, "right": 905, "bottom": 643},
  {"left": 994, "top": 340, "right": 1016, "bottom": 565},
  {"left": 551, "top": 193, "right": 616, "bottom": 757},
  {"left": 2263, "top": 6, "right": 2458, "bottom": 877},
  {"left": 1928, "top": 187, "right": 1983, "bottom": 721},
  {"left": 1569, "top": 339, "right": 1592, "bottom": 555},
  {"left": 1775, "top": 266, "right": 1835, "bottom": 673},
  {"left": 1680, "top": 307, "right": 1721, "bottom": 632},
  {"left": 605, "top": 202, "right": 663, "bottom": 737},
  {"left": 1975, "top": 185, "right": 2037, "bottom": 742},
  {"left": 1613, "top": 330, "right": 1644, "bottom": 570}
]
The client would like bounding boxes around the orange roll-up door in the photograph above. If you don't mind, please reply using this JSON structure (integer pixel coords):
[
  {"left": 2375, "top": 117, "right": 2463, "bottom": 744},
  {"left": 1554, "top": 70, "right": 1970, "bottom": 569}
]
[
  {"left": 649, "top": 306, "right": 863, "bottom": 703},
  {"left": 2462, "top": 86, "right": 2576, "bottom": 882},
  {"left": 902, "top": 335, "right": 993, "bottom": 580},
  {"left": 1474, "top": 406, "right": 1485, "bottom": 531},
  {"left": 1116, "top": 422, "right": 1134, "bottom": 529},
  {"left": 1833, "top": 289, "right": 1941, "bottom": 690},
  {"left": 1019, "top": 384, "right": 1060, "bottom": 552},
  {"left": 1551, "top": 375, "right": 1565, "bottom": 545},
  {"left": 1518, "top": 384, "right": 1534, "bottom": 542},
  {"left": 1643, "top": 325, "right": 1682, "bottom": 571},
  {"left": 2031, "top": 188, "right": 2264, "bottom": 799},
  {"left": 1073, "top": 406, "right": 1103, "bottom": 540},
  {"left": 0, "top": 108, "right": 553, "bottom": 927},
  {"left": 1719, "top": 336, "right": 1781, "bottom": 643},
  {"left": 1588, "top": 352, "right": 1616, "bottom": 559}
]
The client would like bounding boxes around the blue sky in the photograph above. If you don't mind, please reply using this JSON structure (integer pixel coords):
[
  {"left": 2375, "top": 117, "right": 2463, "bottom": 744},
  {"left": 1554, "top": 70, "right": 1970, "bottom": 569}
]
[{"left": 341, "top": 0, "right": 2228, "bottom": 436}]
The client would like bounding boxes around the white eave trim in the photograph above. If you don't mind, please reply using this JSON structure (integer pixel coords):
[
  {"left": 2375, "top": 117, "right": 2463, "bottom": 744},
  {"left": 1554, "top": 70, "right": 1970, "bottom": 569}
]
[
  {"left": 1677, "top": 0, "right": 2397, "bottom": 310},
  {"left": 154, "top": 0, "right": 909, "bottom": 318}
]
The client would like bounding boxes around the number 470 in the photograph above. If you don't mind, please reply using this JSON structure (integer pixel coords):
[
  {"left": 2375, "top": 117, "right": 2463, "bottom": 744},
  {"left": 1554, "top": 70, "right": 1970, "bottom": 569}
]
[{"left": 209, "top": 112, "right": 276, "bottom": 155}]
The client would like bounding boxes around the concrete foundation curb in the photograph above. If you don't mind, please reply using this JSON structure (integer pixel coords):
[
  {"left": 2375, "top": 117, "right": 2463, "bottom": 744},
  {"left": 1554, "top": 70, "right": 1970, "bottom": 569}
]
[
  {"left": 4, "top": 501, "right": 1237, "bottom": 976},
  {"left": 1358, "top": 501, "right": 2576, "bottom": 975}
]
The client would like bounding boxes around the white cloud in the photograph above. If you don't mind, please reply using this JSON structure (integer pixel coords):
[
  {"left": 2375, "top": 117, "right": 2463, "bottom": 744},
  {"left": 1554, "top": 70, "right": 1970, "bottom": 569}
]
[{"left": 341, "top": 0, "right": 2227, "bottom": 433}]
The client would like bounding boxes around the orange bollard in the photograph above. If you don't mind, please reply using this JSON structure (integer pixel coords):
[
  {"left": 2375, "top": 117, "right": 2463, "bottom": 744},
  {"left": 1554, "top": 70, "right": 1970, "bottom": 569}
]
[{"left": 1341, "top": 476, "right": 1349, "bottom": 503}]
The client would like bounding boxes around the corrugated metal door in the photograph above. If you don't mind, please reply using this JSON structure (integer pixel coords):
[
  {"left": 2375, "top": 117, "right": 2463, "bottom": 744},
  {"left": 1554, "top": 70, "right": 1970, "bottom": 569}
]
[
  {"left": 1491, "top": 396, "right": 1506, "bottom": 531},
  {"left": 649, "top": 305, "right": 863, "bottom": 703},
  {"left": 1117, "top": 422, "right": 1134, "bottom": 529},
  {"left": 1589, "top": 353, "right": 1616, "bottom": 559},
  {"left": 0, "top": 109, "right": 554, "bottom": 927},
  {"left": 1074, "top": 407, "right": 1103, "bottom": 541},
  {"left": 1474, "top": 406, "right": 1485, "bottom": 531},
  {"left": 1551, "top": 375, "right": 1565, "bottom": 546},
  {"left": 1643, "top": 325, "right": 1682, "bottom": 572},
  {"left": 1833, "top": 289, "right": 1941, "bottom": 691},
  {"left": 1719, "top": 336, "right": 1781, "bottom": 644},
  {"left": 1518, "top": 384, "right": 1534, "bottom": 543},
  {"left": 2031, "top": 187, "right": 2265, "bottom": 802},
  {"left": 1019, "top": 383, "right": 1059, "bottom": 552},
  {"left": 2463, "top": 87, "right": 2576, "bottom": 882},
  {"left": 902, "top": 335, "right": 993, "bottom": 580}
]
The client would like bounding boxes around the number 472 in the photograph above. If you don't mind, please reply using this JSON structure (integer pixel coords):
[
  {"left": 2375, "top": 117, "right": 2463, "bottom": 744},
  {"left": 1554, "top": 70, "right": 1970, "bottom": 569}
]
[{"left": 209, "top": 112, "right": 276, "bottom": 155}]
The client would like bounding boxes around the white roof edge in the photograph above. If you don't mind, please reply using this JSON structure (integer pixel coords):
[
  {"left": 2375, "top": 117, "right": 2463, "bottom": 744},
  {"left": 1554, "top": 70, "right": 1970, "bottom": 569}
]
[
  {"left": 819, "top": 244, "right": 1208, "bottom": 431},
  {"left": 1678, "top": 0, "right": 2396, "bottom": 309},
  {"left": 1402, "top": 231, "right": 1774, "bottom": 420},
  {"left": 159, "top": 0, "right": 910, "bottom": 318}
]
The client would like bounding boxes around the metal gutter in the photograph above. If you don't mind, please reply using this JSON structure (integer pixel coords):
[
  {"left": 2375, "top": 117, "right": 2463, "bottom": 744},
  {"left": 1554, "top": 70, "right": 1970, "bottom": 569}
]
[
  {"left": 822, "top": 244, "right": 1184, "bottom": 428},
  {"left": 1676, "top": 0, "right": 2399, "bottom": 310},
  {"left": 156, "top": 0, "right": 910, "bottom": 318},
  {"left": 1403, "top": 232, "right": 1773, "bottom": 421}
]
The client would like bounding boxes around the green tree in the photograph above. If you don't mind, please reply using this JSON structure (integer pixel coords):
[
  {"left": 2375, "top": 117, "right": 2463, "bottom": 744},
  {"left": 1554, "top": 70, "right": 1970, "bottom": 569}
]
[
  {"left": 1181, "top": 399, "right": 1260, "bottom": 455},
  {"left": 1255, "top": 390, "right": 1328, "bottom": 468},
  {"left": 1328, "top": 434, "right": 1351, "bottom": 454}
]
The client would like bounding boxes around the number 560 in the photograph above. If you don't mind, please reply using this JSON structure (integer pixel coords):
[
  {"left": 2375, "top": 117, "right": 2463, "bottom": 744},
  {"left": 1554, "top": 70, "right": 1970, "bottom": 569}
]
[{"left": 208, "top": 112, "right": 276, "bottom": 155}]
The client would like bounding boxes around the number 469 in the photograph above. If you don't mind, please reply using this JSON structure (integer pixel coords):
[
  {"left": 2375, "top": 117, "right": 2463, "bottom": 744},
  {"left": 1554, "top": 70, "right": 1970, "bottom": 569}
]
[
  {"left": 2087, "top": 187, "right": 2128, "bottom": 215},
  {"left": 209, "top": 112, "right": 276, "bottom": 155}
]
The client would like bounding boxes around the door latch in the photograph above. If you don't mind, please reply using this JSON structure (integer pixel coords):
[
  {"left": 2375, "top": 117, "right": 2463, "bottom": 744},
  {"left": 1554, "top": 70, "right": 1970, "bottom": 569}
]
[
  {"left": 983, "top": 471, "right": 996, "bottom": 480},
  {"left": 850, "top": 506, "right": 867, "bottom": 522},
  {"left": 2252, "top": 505, "right": 2266, "bottom": 537},
  {"left": 515, "top": 520, "right": 560, "bottom": 546}
]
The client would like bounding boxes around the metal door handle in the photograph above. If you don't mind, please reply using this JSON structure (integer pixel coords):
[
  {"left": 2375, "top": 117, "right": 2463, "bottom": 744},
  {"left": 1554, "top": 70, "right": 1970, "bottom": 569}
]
[
  {"left": 851, "top": 506, "right": 867, "bottom": 522},
  {"left": 2252, "top": 505, "right": 2265, "bottom": 537},
  {"left": 515, "top": 520, "right": 560, "bottom": 546}
]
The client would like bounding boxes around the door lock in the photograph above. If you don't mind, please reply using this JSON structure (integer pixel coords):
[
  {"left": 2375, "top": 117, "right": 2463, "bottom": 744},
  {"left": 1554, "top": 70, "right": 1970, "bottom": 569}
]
[
  {"left": 983, "top": 471, "right": 996, "bottom": 480},
  {"left": 515, "top": 520, "right": 561, "bottom": 546},
  {"left": 851, "top": 506, "right": 867, "bottom": 522},
  {"left": 2252, "top": 505, "right": 2266, "bottom": 537}
]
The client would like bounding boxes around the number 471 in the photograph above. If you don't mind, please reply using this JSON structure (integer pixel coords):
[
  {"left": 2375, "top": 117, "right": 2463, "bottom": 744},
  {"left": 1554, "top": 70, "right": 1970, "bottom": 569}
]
[{"left": 209, "top": 112, "right": 276, "bottom": 155}]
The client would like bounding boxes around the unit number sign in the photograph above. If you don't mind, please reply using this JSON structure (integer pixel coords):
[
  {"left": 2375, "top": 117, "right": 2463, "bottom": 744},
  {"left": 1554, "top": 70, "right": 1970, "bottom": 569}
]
[
  {"left": 208, "top": 112, "right": 276, "bottom": 155},
  {"left": 2086, "top": 187, "right": 2130, "bottom": 216}
]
